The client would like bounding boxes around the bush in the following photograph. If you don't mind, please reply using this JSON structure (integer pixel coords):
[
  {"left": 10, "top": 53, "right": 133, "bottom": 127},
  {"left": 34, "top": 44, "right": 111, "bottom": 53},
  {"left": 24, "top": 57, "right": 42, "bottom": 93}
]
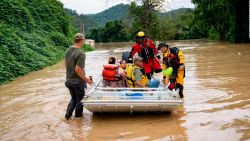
[
  {"left": 50, "top": 32, "right": 70, "bottom": 47},
  {"left": 0, "top": 0, "right": 80, "bottom": 85},
  {"left": 208, "top": 28, "right": 220, "bottom": 40},
  {"left": 82, "top": 44, "right": 95, "bottom": 52}
]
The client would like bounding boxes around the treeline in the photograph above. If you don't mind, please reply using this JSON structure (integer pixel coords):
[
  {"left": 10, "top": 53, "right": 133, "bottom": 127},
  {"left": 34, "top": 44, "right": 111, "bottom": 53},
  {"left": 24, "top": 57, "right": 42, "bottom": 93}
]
[
  {"left": 0, "top": 0, "right": 82, "bottom": 84},
  {"left": 67, "top": 4, "right": 198, "bottom": 42},
  {"left": 192, "top": 0, "right": 249, "bottom": 42},
  {"left": 87, "top": 4, "right": 129, "bottom": 27},
  {"left": 86, "top": 8, "right": 198, "bottom": 42},
  {"left": 87, "top": 20, "right": 130, "bottom": 42},
  {"left": 65, "top": 4, "right": 128, "bottom": 33},
  {"left": 65, "top": 8, "right": 96, "bottom": 33},
  {"left": 67, "top": 0, "right": 249, "bottom": 43}
]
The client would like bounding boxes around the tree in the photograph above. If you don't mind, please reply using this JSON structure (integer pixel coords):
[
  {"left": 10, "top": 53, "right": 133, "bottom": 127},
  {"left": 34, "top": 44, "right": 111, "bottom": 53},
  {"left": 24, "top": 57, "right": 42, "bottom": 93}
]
[
  {"left": 0, "top": 0, "right": 74, "bottom": 84},
  {"left": 128, "top": 0, "right": 166, "bottom": 39},
  {"left": 192, "top": 0, "right": 249, "bottom": 42},
  {"left": 88, "top": 20, "right": 129, "bottom": 42}
]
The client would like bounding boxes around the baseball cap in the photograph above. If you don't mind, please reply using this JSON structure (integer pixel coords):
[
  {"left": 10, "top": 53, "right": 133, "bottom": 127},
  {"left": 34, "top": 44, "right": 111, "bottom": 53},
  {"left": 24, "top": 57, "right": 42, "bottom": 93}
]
[{"left": 74, "top": 33, "right": 85, "bottom": 40}]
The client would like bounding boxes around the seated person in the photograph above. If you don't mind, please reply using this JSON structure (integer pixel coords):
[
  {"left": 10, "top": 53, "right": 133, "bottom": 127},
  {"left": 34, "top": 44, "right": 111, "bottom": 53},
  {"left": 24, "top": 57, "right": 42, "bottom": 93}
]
[
  {"left": 119, "top": 59, "right": 129, "bottom": 87},
  {"left": 102, "top": 57, "right": 128, "bottom": 87},
  {"left": 119, "top": 59, "right": 127, "bottom": 71},
  {"left": 127, "top": 56, "right": 148, "bottom": 88}
]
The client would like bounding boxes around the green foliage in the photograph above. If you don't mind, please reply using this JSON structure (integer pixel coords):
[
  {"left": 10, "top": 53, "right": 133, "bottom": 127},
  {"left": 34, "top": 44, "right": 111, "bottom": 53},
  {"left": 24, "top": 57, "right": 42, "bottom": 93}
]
[
  {"left": 159, "top": 18, "right": 177, "bottom": 40},
  {"left": 65, "top": 1, "right": 249, "bottom": 43},
  {"left": 88, "top": 20, "right": 129, "bottom": 43},
  {"left": 192, "top": 0, "right": 249, "bottom": 42},
  {"left": 0, "top": 0, "right": 76, "bottom": 85},
  {"left": 82, "top": 44, "right": 95, "bottom": 52},
  {"left": 50, "top": 32, "right": 71, "bottom": 47},
  {"left": 87, "top": 4, "right": 129, "bottom": 27},
  {"left": 208, "top": 28, "right": 220, "bottom": 40},
  {"left": 159, "top": 8, "right": 203, "bottom": 40},
  {"left": 65, "top": 8, "right": 96, "bottom": 33},
  {"left": 0, "top": 0, "right": 35, "bottom": 31},
  {"left": 85, "top": 7, "right": 200, "bottom": 41},
  {"left": 65, "top": 4, "right": 128, "bottom": 33},
  {"left": 66, "top": 3, "right": 200, "bottom": 41},
  {"left": 128, "top": 1, "right": 164, "bottom": 39}
]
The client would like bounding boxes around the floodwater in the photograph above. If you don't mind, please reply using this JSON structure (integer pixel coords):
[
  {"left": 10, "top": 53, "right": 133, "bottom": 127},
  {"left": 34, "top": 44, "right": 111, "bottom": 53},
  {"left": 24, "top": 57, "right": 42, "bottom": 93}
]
[{"left": 0, "top": 40, "right": 249, "bottom": 141}]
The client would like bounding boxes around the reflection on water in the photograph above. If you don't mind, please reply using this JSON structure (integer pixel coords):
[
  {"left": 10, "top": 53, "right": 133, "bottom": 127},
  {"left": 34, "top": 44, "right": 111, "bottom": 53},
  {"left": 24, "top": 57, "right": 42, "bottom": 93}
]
[
  {"left": 0, "top": 41, "right": 249, "bottom": 141},
  {"left": 183, "top": 42, "right": 250, "bottom": 141}
]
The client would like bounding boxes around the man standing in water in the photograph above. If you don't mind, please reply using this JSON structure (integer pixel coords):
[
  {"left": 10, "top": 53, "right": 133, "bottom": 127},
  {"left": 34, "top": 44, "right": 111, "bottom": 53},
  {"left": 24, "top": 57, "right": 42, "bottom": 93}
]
[{"left": 64, "top": 33, "right": 93, "bottom": 120}]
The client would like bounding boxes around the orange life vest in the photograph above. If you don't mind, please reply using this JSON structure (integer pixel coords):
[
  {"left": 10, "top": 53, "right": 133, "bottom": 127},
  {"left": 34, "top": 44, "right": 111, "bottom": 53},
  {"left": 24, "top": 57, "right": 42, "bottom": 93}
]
[{"left": 102, "top": 64, "right": 121, "bottom": 81}]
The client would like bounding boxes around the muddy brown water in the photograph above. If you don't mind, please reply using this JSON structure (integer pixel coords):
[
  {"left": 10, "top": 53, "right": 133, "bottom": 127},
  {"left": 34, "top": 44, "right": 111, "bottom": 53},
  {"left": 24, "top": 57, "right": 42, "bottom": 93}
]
[{"left": 0, "top": 41, "right": 249, "bottom": 141}]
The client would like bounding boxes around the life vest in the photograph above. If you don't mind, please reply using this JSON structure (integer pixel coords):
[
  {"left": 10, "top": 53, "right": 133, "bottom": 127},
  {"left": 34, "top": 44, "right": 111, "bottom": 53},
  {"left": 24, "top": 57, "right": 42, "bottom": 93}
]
[
  {"left": 102, "top": 64, "right": 121, "bottom": 81},
  {"left": 127, "top": 65, "right": 148, "bottom": 88},
  {"left": 125, "top": 64, "right": 134, "bottom": 87},
  {"left": 133, "top": 66, "right": 148, "bottom": 87},
  {"left": 163, "top": 47, "right": 185, "bottom": 77},
  {"left": 139, "top": 39, "right": 155, "bottom": 61}
]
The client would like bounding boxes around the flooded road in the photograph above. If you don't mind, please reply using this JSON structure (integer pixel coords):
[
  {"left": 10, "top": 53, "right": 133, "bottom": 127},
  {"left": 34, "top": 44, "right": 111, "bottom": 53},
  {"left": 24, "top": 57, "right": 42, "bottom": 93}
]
[{"left": 0, "top": 41, "right": 249, "bottom": 141}]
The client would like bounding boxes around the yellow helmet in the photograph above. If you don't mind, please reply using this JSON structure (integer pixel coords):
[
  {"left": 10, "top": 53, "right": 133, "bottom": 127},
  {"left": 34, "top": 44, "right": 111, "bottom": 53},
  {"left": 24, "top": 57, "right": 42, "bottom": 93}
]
[{"left": 137, "top": 31, "right": 145, "bottom": 37}]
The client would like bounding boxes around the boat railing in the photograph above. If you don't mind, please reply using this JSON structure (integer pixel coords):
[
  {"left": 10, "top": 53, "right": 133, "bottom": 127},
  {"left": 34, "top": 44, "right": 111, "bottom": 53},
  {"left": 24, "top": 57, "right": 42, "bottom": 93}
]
[
  {"left": 89, "top": 91, "right": 179, "bottom": 100},
  {"left": 86, "top": 78, "right": 180, "bottom": 101}
]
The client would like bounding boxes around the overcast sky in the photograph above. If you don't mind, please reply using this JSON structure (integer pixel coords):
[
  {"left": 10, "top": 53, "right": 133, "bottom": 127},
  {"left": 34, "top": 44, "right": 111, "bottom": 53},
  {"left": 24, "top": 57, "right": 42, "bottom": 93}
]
[{"left": 59, "top": 0, "right": 194, "bottom": 14}]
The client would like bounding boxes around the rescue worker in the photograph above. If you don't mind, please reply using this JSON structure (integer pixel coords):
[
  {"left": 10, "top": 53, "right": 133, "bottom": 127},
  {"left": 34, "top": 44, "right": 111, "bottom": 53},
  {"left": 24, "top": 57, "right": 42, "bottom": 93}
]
[
  {"left": 129, "top": 31, "right": 162, "bottom": 79},
  {"left": 127, "top": 56, "right": 148, "bottom": 88},
  {"left": 102, "top": 57, "right": 127, "bottom": 87},
  {"left": 158, "top": 43, "right": 185, "bottom": 98}
]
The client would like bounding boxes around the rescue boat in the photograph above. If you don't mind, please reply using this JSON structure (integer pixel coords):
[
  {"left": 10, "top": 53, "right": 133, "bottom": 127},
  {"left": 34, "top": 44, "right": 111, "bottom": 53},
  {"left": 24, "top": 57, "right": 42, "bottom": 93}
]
[{"left": 83, "top": 77, "right": 183, "bottom": 113}]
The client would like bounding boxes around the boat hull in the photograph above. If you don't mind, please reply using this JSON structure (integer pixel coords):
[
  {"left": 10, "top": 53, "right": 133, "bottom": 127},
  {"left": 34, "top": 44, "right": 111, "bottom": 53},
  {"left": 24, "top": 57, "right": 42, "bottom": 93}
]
[
  {"left": 83, "top": 100, "right": 183, "bottom": 113},
  {"left": 83, "top": 78, "right": 183, "bottom": 113}
]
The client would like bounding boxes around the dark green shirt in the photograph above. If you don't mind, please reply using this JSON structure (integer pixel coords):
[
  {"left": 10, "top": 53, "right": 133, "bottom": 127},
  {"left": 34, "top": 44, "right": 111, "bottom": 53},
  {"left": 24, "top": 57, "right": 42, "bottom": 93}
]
[{"left": 65, "top": 47, "right": 86, "bottom": 80}]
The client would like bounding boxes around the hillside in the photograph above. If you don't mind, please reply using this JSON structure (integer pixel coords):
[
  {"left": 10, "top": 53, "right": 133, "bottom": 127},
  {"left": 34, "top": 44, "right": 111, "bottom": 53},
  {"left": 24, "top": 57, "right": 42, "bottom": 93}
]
[
  {"left": 65, "top": 8, "right": 97, "bottom": 33},
  {"left": 87, "top": 4, "right": 129, "bottom": 27},
  {"left": 0, "top": 0, "right": 74, "bottom": 84},
  {"left": 66, "top": 4, "right": 193, "bottom": 33},
  {"left": 65, "top": 4, "right": 129, "bottom": 33},
  {"left": 159, "top": 8, "right": 194, "bottom": 19}
]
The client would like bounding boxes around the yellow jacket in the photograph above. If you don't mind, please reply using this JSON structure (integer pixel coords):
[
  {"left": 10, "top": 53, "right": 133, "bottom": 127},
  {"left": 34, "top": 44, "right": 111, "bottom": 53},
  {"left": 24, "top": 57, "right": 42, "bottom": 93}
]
[
  {"left": 126, "top": 65, "right": 148, "bottom": 88},
  {"left": 162, "top": 49, "right": 184, "bottom": 70}
]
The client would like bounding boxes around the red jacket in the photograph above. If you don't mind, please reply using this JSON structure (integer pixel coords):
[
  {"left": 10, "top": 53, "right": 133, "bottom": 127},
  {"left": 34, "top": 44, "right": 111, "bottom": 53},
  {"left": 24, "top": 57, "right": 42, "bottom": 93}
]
[{"left": 130, "top": 38, "right": 159, "bottom": 59}]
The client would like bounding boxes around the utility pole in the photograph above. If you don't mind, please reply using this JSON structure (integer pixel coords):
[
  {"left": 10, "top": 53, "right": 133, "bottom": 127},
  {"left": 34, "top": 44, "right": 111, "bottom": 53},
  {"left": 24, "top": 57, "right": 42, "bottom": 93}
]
[{"left": 80, "top": 23, "right": 85, "bottom": 34}]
